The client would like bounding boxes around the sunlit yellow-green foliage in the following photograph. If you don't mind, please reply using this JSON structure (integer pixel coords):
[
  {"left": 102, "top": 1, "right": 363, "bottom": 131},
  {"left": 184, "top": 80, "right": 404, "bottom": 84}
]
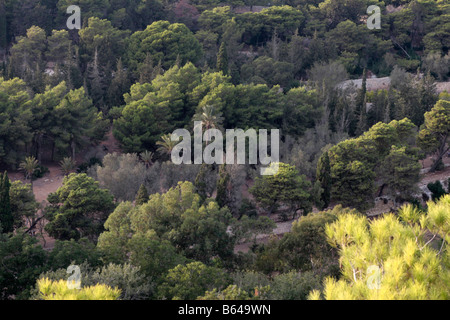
[
  {"left": 309, "top": 195, "right": 450, "bottom": 300},
  {"left": 37, "top": 278, "right": 121, "bottom": 300}
]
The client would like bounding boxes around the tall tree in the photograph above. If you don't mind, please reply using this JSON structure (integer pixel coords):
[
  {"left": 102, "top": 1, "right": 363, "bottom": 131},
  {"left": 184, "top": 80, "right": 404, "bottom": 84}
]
[
  {"left": 126, "top": 20, "right": 202, "bottom": 71},
  {"left": 0, "top": 171, "right": 13, "bottom": 233},
  {"left": 44, "top": 173, "right": 115, "bottom": 241},
  {"left": 135, "top": 184, "right": 149, "bottom": 206},
  {"left": 53, "top": 87, "right": 98, "bottom": 159},
  {"left": 107, "top": 58, "right": 130, "bottom": 107},
  {"left": 31, "top": 81, "right": 68, "bottom": 163},
  {"left": 138, "top": 53, "right": 154, "bottom": 84},
  {"left": 216, "top": 42, "right": 228, "bottom": 75},
  {"left": 418, "top": 100, "right": 450, "bottom": 172},
  {"left": 316, "top": 151, "right": 331, "bottom": 209},
  {"left": 0, "top": 77, "right": 33, "bottom": 167},
  {"left": 250, "top": 162, "right": 313, "bottom": 219}
]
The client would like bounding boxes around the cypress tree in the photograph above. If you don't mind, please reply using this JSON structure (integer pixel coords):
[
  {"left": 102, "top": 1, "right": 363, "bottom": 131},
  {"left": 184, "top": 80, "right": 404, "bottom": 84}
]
[
  {"left": 139, "top": 53, "right": 154, "bottom": 84},
  {"left": 216, "top": 42, "right": 228, "bottom": 75},
  {"left": 316, "top": 152, "right": 332, "bottom": 210},
  {"left": 0, "top": 171, "right": 13, "bottom": 233},
  {"left": 135, "top": 184, "right": 149, "bottom": 206}
]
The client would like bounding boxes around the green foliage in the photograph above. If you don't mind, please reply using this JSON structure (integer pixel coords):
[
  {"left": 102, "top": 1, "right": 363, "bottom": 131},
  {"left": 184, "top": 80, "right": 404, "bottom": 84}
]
[
  {"left": 47, "top": 238, "right": 102, "bottom": 270},
  {"left": 250, "top": 162, "right": 313, "bottom": 218},
  {"left": 313, "top": 196, "right": 450, "bottom": 300},
  {"left": 59, "top": 157, "right": 76, "bottom": 176},
  {"left": 328, "top": 119, "right": 420, "bottom": 210},
  {"left": 379, "top": 145, "right": 422, "bottom": 199},
  {"left": 418, "top": 100, "right": 450, "bottom": 172},
  {"left": 232, "top": 215, "right": 276, "bottom": 245},
  {"left": 316, "top": 151, "right": 331, "bottom": 209},
  {"left": 89, "top": 263, "right": 154, "bottom": 300},
  {"left": 2, "top": 0, "right": 450, "bottom": 301},
  {"left": 157, "top": 261, "right": 230, "bottom": 300},
  {"left": 0, "top": 77, "right": 33, "bottom": 167},
  {"left": 216, "top": 164, "right": 230, "bottom": 208},
  {"left": 44, "top": 173, "right": 115, "bottom": 241},
  {"left": 126, "top": 20, "right": 202, "bottom": 71},
  {"left": 427, "top": 180, "right": 447, "bottom": 201},
  {"left": 76, "top": 157, "right": 102, "bottom": 173},
  {"left": 38, "top": 262, "right": 155, "bottom": 300},
  {"left": 37, "top": 278, "right": 121, "bottom": 300},
  {"left": 131, "top": 181, "right": 234, "bottom": 262},
  {"left": 113, "top": 61, "right": 204, "bottom": 152},
  {"left": 9, "top": 180, "right": 38, "bottom": 230},
  {"left": 277, "top": 209, "right": 340, "bottom": 275},
  {"left": 268, "top": 271, "right": 321, "bottom": 300},
  {"left": 0, "top": 171, "right": 13, "bottom": 233},
  {"left": 19, "top": 156, "right": 38, "bottom": 181},
  {"left": 95, "top": 152, "right": 148, "bottom": 202},
  {"left": 79, "top": 17, "right": 130, "bottom": 69},
  {"left": 281, "top": 87, "right": 322, "bottom": 137},
  {"left": 52, "top": 86, "right": 100, "bottom": 158},
  {"left": 216, "top": 42, "right": 228, "bottom": 75},
  {"left": 0, "top": 232, "right": 47, "bottom": 299},
  {"left": 98, "top": 181, "right": 240, "bottom": 276},
  {"left": 135, "top": 184, "right": 149, "bottom": 206},
  {"left": 240, "top": 55, "right": 295, "bottom": 88},
  {"left": 237, "top": 5, "right": 305, "bottom": 45},
  {"left": 198, "top": 284, "right": 252, "bottom": 300}
]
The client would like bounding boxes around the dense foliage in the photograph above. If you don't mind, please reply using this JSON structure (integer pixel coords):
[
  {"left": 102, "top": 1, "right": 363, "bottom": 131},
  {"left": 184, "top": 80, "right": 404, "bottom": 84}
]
[{"left": 0, "top": 0, "right": 449, "bottom": 301}]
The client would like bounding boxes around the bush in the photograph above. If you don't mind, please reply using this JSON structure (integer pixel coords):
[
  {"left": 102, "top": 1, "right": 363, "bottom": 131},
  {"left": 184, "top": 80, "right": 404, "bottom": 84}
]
[
  {"left": 427, "top": 180, "right": 447, "bottom": 201},
  {"left": 268, "top": 271, "right": 321, "bottom": 300},
  {"left": 32, "top": 165, "right": 49, "bottom": 179}
]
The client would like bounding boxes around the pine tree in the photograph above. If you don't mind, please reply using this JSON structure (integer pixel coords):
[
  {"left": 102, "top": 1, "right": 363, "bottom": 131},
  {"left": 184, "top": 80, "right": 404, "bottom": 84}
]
[
  {"left": 0, "top": 171, "right": 13, "bottom": 233},
  {"left": 216, "top": 42, "right": 228, "bottom": 75},
  {"left": 135, "top": 184, "right": 149, "bottom": 206}
]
